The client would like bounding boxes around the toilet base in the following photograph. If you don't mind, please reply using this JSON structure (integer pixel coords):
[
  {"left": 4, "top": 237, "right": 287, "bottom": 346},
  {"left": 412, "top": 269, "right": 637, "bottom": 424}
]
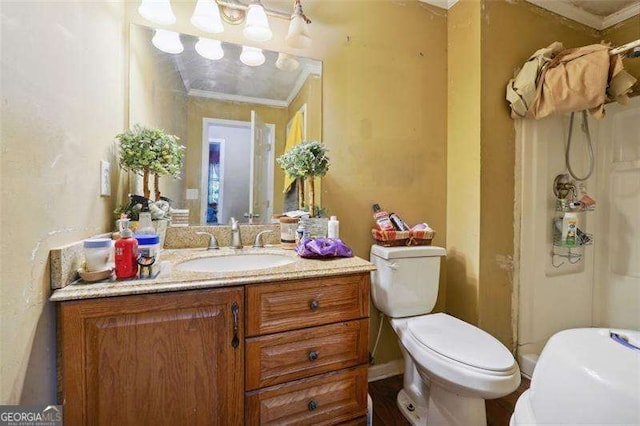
[
  {"left": 396, "top": 385, "right": 488, "bottom": 426},
  {"left": 397, "top": 389, "right": 428, "bottom": 426}
]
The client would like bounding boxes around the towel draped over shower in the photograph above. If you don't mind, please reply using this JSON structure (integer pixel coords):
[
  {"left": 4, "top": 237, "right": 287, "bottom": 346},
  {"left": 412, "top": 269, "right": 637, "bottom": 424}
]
[{"left": 506, "top": 42, "right": 636, "bottom": 119}]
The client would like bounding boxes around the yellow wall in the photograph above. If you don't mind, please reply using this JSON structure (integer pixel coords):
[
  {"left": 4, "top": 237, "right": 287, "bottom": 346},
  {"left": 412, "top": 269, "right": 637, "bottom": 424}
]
[
  {"left": 0, "top": 2, "right": 126, "bottom": 403},
  {"left": 446, "top": 0, "right": 481, "bottom": 326},
  {"left": 184, "top": 97, "right": 289, "bottom": 223},
  {"left": 129, "top": 24, "right": 188, "bottom": 205}
]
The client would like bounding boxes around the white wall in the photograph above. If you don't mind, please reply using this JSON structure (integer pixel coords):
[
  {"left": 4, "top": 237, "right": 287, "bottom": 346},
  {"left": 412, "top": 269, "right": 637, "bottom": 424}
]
[
  {"left": 594, "top": 97, "right": 640, "bottom": 330},
  {"left": 0, "top": 1, "right": 125, "bottom": 403},
  {"left": 516, "top": 97, "right": 640, "bottom": 363}
]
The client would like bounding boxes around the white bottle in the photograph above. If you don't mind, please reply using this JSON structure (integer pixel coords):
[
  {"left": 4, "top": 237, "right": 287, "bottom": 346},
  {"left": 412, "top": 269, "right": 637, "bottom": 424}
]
[{"left": 328, "top": 216, "right": 340, "bottom": 239}]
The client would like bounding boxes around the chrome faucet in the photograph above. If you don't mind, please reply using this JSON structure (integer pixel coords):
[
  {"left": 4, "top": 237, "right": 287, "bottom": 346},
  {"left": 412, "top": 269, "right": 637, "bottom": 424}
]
[
  {"left": 253, "top": 230, "right": 274, "bottom": 248},
  {"left": 196, "top": 232, "right": 219, "bottom": 250},
  {"left": 230, "top": 218, "right": 243, "bottom": 249}
]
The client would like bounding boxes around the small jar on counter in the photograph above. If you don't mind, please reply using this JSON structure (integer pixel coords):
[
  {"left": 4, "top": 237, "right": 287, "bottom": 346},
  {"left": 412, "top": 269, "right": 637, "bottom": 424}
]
[
  {"left": 279, "top": 217, "right": 298, "bottom": 249},
  {"left": 83, "top": 238, "right": 113, "bottom": 272},
  {"left": 134, "top": 234, "right": 161, "bottom": 276}
]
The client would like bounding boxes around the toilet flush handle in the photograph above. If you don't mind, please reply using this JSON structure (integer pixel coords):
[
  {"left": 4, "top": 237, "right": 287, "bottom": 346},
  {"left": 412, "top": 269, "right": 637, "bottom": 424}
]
[{"left": 387, "top": 262, "right": 399, "bottom": 270}]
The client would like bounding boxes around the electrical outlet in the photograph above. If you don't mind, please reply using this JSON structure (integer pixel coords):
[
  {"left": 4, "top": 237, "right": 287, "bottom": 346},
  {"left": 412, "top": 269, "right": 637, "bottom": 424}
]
[
  {"left": 100, "top": 160, "right": 111, "bottom": 197},
  {"left": 186, "top": 188, "right": 199, "bottom": 200}
]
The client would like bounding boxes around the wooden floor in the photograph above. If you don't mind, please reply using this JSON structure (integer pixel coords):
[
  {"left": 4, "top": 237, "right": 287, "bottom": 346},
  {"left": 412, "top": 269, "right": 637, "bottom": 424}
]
[{"left": 369, "top": 375, "right": 530, "bottom": 426}]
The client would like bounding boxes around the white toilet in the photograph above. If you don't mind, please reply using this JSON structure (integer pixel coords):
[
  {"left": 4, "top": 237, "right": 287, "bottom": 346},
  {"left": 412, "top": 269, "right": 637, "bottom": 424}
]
[
  {"left": 370, "top": 245, "right": 521, "bottom": 426},
  {"left": 511, "top": 328, "right": 640, "bottom": 425}
]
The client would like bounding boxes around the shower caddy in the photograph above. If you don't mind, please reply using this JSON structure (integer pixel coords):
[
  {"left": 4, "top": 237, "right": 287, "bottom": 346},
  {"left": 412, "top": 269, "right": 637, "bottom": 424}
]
[{"left": 551, "top": 173, "right": 594, "bottom": 268}]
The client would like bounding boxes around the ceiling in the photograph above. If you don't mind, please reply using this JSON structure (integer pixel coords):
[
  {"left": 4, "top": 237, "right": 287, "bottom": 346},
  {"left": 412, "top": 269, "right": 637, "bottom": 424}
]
[
  {"left": 420, "top": 0, "right": 640, "bottom": 30},
  {"left": 141, "top": 27, "right": 321, "bottom": 108},
  {"left": 174, "top": 34, "right": 322, "bottom": 107}
]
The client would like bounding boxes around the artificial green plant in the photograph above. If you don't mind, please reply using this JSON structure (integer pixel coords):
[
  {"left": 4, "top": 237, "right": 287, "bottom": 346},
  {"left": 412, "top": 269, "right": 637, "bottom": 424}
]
[
  {"left": 277, "top": 140, "right": 329, "bottom": 217},
  {"left": 116, "top": 124, "right": 185, "bottom": 201}
]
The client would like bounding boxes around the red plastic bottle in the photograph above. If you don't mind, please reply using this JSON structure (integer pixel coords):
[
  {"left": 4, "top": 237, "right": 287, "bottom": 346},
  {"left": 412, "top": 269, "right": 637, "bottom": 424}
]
[{"left": 115, "top": 219, "right": 139, "bottom": 279}]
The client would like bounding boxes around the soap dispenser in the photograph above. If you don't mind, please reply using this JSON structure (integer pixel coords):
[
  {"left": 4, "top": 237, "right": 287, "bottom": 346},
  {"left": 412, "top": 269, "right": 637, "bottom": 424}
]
[{"left": 115, "top": 218, "right": 139, "bottom": 279}]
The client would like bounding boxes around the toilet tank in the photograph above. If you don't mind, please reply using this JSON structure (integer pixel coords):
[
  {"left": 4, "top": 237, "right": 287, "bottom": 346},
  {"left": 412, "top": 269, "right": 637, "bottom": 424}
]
[{"left": 370, "top": 245, "right": 446, "bottom": 318}]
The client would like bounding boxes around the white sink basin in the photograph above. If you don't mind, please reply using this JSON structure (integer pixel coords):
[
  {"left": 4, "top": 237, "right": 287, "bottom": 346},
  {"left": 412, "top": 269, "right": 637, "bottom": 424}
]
[{"left": 176, "top": 254, "right": 296, "bottom": 273}]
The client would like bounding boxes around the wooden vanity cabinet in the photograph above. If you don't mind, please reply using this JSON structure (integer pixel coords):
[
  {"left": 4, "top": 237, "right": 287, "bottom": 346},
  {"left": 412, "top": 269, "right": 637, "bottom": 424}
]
[
  {"left": 58, "top": 287, "right": 244, "bottom": 426},
  {"left": 245, "top": 273, "right": 370, "bottom": 425},
  {"left": 57, "top": 272, "right": 370, "bottom": 426}
]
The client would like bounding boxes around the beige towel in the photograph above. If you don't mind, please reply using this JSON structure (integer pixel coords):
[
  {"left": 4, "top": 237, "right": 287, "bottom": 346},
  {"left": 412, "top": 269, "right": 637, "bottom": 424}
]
[{"left": 528, "top": 44, "right": 636, "bottom": 119}]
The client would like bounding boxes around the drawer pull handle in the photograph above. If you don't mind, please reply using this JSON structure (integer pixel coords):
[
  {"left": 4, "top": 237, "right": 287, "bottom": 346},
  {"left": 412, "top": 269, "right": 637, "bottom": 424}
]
[
  {"left": 308, "top": 350, "right": 319, "bottom": 361},
  {"left": 231, "top": 302, "right": 239, "bottom": 349},
  {"left": 309, "top": 300, "right": 320, "bottom": 311},
  {"left": 308, "top": 400, "right": 318, "bottom": 411}
]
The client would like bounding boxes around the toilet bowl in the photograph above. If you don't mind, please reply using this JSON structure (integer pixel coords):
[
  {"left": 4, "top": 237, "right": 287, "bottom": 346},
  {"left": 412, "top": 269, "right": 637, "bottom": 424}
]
[
  {"left": 370, "top": 245, "right": 521, "bottom": 425},
  {"left": 391, "top": 314, "right": 520, "bottom": 425},
  {"left": 511, "top": 328, "right": 640, "bottom": 425}
]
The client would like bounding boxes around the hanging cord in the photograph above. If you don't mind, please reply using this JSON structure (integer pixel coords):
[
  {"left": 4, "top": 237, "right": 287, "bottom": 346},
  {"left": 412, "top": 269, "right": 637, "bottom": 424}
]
[
  {"left": 566, "top": 110, "right": 594, "bottom": 182},
  {"left": 370, "top": 312, "right": 385, "bottom": 364}
]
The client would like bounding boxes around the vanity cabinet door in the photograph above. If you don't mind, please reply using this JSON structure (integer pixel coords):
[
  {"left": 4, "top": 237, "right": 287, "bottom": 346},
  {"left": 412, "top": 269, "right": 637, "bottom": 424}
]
[{"left": 59, "top": 287, "right": 244, "bottom": 426}]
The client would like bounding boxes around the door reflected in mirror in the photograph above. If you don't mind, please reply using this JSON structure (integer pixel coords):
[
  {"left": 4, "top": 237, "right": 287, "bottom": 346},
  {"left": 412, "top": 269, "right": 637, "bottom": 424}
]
[{"left": 129, "top": 24, "right": 322, "bottom": 225}]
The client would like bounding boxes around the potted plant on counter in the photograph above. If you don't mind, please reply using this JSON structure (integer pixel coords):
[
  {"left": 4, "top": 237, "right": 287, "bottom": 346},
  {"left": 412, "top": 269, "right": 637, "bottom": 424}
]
[
  {"left": 277, "top": 140, "right": 329, "bottom": 217},
  {"left": 116, "top": 124, "right": 185, "bottom": 201}
]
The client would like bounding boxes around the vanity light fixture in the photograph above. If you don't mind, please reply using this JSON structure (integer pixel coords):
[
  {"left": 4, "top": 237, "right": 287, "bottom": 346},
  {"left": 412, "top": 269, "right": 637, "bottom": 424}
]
[
  {"left": 195, "top": 37, "right": 224, "bottom": 60},
  {"left": 213, "top": 0, "right": 312, "bottom": 47},
  {"left": 275, "top": 52, "right": 299, "bottom": 71},
  {"left": 286, "top": 0, "right": 311, "bottom": 49},
  {"left": 243, "top": 0, "right": 272, "bottom": 42},
  {"left": 240, "top": 45, "right": 265, "bottom": 66},
  {"left": 152, "top": 29, "right": 184, "bottom": 54},
  {"left": 191, "top": 0, "right": 224, "bottom": 33},
  {"left": 138, "top": 0, "right": 176, "bottom": 25}
]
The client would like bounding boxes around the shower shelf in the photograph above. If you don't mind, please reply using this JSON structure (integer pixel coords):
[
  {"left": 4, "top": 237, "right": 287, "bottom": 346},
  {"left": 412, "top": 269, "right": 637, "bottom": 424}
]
[{"left": 551, "top": 235, "right": 593, "bottom": 268}]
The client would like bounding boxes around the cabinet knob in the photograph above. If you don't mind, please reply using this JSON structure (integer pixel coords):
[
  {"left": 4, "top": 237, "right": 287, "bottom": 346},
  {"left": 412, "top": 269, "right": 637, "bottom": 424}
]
[
  {"left": 309, "top": 300, "right": 320, "bottom": 311},
  {"left": 308, "top": 400, "right": 318, "bottom": 411},
  {"left": 308, "top": 350, "right": 319, "bottom": 361}
]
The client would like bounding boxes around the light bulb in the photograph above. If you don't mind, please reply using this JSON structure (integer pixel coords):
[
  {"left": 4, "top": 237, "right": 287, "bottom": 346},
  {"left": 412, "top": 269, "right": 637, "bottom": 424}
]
[
  {"left": 240, "top": 46, "right": 265, "bottom": 67},
  {"left": 195, "top": 37, "right": 224, "bottom": 60},
  {"left": 138, "top": 0, "right": 176, "bottom": 25},
  {"left": 275, "top": 53, "right": 299, "bottom": 71},
  {"left": 191, "top": 0, "right": 224, "bottom": 33},
  {"left": 243, "top": 4, "right": 272, "bottom": 42},
  {"left": 286, "top": 5, "right": 311, "bottom": 49},
  {"left": 152, "top": 29, "right": 183, "bottom": 54}
]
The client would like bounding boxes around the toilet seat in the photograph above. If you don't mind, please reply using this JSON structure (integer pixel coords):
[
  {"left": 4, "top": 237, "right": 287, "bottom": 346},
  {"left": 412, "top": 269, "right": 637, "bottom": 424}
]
[
  {"left": 392, "top": 314, "right": 520, "bottom": 399},
  {"left": 407, "top": 313, "right": 515, "bottom": 373}
]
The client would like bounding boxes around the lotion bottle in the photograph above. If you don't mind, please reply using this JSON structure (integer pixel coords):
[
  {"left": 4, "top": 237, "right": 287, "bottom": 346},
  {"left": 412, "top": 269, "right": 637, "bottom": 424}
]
[{"left": 115, "top": 219, "right": 139, "bottom": 279}]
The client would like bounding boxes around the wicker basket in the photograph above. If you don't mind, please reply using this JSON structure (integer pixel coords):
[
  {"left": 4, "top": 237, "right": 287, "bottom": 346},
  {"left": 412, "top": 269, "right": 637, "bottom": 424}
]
[
  {"left": 372, "top": 228, "right": 435, "bottom": 247},
  {"left": 371, "top": 229, "right": 410, "bottom": 247}
]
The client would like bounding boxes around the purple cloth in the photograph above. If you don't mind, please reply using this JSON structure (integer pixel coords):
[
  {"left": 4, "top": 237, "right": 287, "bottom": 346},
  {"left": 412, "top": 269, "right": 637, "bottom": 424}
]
[{"left": 296, "top": 238, "right": 353, "bottom": 259}]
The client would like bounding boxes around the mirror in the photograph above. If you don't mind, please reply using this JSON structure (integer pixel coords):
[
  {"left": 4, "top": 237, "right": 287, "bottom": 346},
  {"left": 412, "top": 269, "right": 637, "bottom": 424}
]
[{"left": 129, "top": 24, "right": 322, "bottom": 225}]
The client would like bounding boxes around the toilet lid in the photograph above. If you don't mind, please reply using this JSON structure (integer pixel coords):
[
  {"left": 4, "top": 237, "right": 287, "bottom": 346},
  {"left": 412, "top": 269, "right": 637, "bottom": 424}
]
[{"left": 407, "top": 313, "right": 516, "bottom": 373}]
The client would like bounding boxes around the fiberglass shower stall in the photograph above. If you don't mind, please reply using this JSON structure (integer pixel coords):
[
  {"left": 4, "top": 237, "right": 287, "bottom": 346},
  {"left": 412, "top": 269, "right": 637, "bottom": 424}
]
[{"left": 515, "top": 96, "right": 640, "bottom": 377}]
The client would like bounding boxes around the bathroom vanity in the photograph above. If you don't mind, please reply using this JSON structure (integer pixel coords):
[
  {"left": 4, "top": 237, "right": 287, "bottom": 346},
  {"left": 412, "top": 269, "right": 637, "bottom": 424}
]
[{"left": 52, "top": 246, "right": 373, "bottom": 425}]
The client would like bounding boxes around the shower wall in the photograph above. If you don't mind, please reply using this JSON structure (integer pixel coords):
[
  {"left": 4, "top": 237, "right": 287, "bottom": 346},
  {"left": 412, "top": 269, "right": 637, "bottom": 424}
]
[{"left": 516, "top": 96, "right": 640, "bottom": 366}]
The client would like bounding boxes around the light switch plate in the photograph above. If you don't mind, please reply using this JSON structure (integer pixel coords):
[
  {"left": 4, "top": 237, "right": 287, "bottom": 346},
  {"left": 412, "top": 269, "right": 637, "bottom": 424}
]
[
  {"left": 100, "top": 160, "right": 111, "bottom": 197},
  {"left": 186, "top": 188, "right": 199, "bottom": 200}
]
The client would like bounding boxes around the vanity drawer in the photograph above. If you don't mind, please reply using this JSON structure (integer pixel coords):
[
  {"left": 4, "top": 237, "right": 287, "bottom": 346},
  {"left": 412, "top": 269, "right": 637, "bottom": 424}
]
[
  {"left": 245, "top": 366, "right": 368, "bottom": 426},
  {"left": 245, "top": 274, "right": 370, "bottom": 336},
  {"left": 246, "top": 319, "right": 369, "bottom": 390}
]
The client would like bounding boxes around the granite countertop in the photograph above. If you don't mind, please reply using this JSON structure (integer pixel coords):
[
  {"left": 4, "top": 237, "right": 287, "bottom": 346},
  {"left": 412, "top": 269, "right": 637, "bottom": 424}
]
[{"left": 50, "top": 246, "right": 376, "bottom": 302}]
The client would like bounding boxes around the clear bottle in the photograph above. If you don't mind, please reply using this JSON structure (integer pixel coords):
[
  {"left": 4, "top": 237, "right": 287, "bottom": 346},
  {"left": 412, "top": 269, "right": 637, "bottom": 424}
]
[{"left": 328, "top": 216, "right": 340, "bottom": 239}]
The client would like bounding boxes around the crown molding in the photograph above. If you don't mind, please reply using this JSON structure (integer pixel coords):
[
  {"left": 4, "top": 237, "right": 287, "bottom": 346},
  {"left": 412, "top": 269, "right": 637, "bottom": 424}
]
[
  {"left": 188, "top": 89, "right": 288, "bottom": 108},
  {"left": 418, "top": 0, "right": 459, "bottom": 10},
  {"left": 525, "top": 0, "right": 640, "bottom": 30}
]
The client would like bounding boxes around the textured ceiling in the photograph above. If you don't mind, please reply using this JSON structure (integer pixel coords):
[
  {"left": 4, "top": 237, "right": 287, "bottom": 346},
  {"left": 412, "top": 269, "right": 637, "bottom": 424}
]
[
  {"left": 567, "top": 0, "right": 638, "bottom": 17},
  {"left": 138, "top": 26, "right": 321, "bottom": 103}
]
